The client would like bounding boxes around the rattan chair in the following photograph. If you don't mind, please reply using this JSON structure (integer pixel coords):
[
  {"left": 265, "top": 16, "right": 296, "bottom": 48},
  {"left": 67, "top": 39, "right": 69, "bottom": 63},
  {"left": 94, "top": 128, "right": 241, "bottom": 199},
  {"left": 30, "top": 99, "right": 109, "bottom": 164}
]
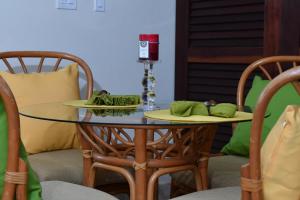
[
  {"left": 170, "top": 63, "right": 300, "bottom": 199},
  {"left": 0, "top": 75, "right": 118, "bottom": 200},
  {"left": 171, "top": 56, "right": 300, "bottom": 196},
  {"left": 0, "top": 51, "right": 128, "bottom": 193}
]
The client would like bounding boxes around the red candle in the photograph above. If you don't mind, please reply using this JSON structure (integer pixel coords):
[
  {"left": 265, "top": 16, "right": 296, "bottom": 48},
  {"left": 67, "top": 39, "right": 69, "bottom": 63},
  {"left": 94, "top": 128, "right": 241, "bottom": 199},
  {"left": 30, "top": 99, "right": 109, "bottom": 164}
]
[{"left": 139, "top": 34, "right": 159, "bottom": 61}]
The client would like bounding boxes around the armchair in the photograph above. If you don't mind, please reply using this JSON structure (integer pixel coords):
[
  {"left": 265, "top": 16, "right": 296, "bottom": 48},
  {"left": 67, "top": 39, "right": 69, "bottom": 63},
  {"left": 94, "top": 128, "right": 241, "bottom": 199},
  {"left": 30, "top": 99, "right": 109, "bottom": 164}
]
[
  {"left": 171, "top": 63, "right": 300, "bottom": 199},
  {"left": 171, "top": 56, "right": 300, "bottom": 196},
  {"left": 0, "top": 75, "right": 117, "bottom": 200},
  {"left": 0, "top": 51, "right": 127, "bottom": 193}
]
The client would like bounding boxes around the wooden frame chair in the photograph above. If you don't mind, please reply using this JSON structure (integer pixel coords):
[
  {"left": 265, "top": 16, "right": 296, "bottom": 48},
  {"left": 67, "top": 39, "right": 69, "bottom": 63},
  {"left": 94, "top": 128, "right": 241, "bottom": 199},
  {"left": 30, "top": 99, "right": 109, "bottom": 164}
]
[
  {"left": 0, "top": 75, "right": 117, "bottom": 200},
  {"left": 171, "top": 56, "right": 300, "bottom": 197},
  {"left": 0, "top": 51, "right": 129, "bottom": 194},
  {"left": 170, "top": 64, "right": 300, "bottom": 199}
]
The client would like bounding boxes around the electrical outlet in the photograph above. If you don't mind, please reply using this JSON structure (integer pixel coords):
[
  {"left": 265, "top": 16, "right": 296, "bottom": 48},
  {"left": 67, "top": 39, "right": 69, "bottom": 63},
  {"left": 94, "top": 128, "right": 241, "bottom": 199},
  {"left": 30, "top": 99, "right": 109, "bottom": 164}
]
[
  {"left": 56, "top": 0, "right": 77, "bottom": 10},
  {"left": 94, "top": 0, "right": 105, "bottom": 12}
]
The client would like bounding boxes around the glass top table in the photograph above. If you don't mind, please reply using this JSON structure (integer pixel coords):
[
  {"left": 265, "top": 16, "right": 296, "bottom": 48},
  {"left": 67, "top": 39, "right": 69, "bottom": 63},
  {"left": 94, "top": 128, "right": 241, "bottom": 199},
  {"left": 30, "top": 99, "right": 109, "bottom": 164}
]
[{"left": 19, "top": 102, "right": 253, "bottom": 127}]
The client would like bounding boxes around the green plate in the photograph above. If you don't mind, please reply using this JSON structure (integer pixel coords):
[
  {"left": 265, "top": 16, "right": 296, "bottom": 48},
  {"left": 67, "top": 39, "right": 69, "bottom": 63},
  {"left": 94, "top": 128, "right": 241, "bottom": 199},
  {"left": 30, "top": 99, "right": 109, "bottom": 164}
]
[{"left": 63, "top": 100, "right": 140, "bottom": 109}]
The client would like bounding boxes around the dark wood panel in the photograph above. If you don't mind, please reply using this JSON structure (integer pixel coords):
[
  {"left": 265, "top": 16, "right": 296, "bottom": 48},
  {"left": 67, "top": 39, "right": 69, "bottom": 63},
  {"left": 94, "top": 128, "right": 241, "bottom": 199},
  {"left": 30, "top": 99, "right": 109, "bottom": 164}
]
[
  {"left": 190, "top": 30, "right": 262, "bottom": 39},
  {"left": 188, "top": 86, "right": 238, "bottom": 95},
  {"left": 188, "top": 55, "right": 263, "bottom": 64},
  {"left": 191, "top": 0, "right": 263, "bottom": 10},
  {"left": 188, "top": 78, "right": 241, "bottom": 87},
  {"left": 190, "top": 38, "right": 263, "bottom": 47},
  {"left": 264, "top": 0, "right": 300, "bottom": 55},
  {"left": 188, "top": 70, "right": 242, "bottom": 78},
  {"left": 188, "top": 62, "right": 249, "bottom": 70},
  {"left": 190, "top": 21, "right": 264, "bottom": 32},
  {"left": 191, "top": 4, "right": 264, "bottom": 17},
  {"left": 188, "top": 47, "right": 263, "bottom": 56},
  {"left": 188, "top": 93, "right": 236, "bottom": 104},
  {"left": 174, "top": 0, "right": 190, "bottom": 100},
  {"left": 190, "top": 13, "right": 264, "bottom": 25},
  {"left": 176, "top": 0, "right": 265, "bottom": 152}
]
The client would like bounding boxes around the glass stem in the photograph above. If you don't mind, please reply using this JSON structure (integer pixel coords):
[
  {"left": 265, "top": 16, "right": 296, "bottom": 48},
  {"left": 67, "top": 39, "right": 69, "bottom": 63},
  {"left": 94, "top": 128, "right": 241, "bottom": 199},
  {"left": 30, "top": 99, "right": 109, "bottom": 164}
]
[{"left": 142, "top": 61, "right": 156, "bottom": 110}]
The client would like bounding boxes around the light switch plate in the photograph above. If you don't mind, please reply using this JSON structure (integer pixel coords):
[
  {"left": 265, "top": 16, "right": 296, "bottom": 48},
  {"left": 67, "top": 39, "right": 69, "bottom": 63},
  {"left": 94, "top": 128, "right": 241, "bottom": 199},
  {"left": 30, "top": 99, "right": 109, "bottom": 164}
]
[
  {"left": 94, "top": 0, "right": 105, "bottom": 12},
  {"left": 56, "top": 0, "right": 77, "bottom": 10}
]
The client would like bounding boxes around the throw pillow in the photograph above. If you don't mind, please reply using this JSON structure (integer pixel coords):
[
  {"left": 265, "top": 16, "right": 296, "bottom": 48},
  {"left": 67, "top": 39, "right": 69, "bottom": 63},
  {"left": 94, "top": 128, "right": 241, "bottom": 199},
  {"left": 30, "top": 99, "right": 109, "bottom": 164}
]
[
  {"left": 261, "top": 105, "right": 300, "bottom": 200},
  {"left": 0, "top": 99, "right": 42, "bottom": 199},
  {"left": 0, "top": 63, "right": 80, "bottom": 154},
  {"left": 222, "top": 76, "right": 300, "bottom": 156}
]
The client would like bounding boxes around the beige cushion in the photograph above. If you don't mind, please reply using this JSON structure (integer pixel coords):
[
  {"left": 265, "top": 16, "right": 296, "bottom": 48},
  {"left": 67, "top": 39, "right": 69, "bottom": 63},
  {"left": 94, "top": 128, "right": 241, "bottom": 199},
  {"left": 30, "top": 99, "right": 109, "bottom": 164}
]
[
  {"left": 171, "top": 155, "right": 248, "bottom": 188},
  {"left": 208, "top": 155, "right": 247, "bottom": 188},
  {"left": 261, "top": 105, "right": 300, "bottom": 200},
  {"left": 29, "top": 149, "right": 127, "bottom": 186},
  {"left": 171, "top": 186, "right": 240, "bottom": 200},
  {"left": 41, "top": 181, "right": 118, "bottom": 200},
  {"left": 0, "top": 64, "right": 80, "bottom": 153}
]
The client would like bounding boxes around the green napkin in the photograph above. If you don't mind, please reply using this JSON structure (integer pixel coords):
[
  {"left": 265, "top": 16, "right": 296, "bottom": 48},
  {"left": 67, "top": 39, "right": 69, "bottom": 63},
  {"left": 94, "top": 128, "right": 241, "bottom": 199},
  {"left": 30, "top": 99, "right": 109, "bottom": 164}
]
[
  {"left": 89, "top": 108, "right": 136, "bottom": 117},
  {"left": 86, "top": 91, "right": 140, "bottom": 106},
  {"left": 191, "top": 102, "right": 209, "bottom": 116},
  {"left": 170, "top": 101, "right": 195, "bottom": 117},
  {"left": 170, "top": 101, "right": 236, "bottom": 118},
  {"left": 170, "top": 101, "right": 209, "bottom": 117},
  {"left": 210, "top": 103, "right": 237, "bottom": 118}
]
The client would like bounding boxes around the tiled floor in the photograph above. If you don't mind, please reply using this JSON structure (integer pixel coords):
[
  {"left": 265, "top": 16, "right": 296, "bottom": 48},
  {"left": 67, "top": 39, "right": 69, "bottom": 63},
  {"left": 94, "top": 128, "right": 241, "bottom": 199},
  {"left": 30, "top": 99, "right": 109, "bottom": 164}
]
[{"left": 116, "top": 175, "right": 171, "bottom": 200}]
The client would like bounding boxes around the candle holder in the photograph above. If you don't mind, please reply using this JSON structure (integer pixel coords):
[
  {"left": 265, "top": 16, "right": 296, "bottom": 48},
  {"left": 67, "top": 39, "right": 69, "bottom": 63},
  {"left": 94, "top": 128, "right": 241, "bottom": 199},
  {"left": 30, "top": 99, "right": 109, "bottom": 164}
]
[
  {"left": 140, "top": 60, "right": 156, "bottom": 111},
  {"left": 138, "top": 34, "right": 159, "bottom": 111}
]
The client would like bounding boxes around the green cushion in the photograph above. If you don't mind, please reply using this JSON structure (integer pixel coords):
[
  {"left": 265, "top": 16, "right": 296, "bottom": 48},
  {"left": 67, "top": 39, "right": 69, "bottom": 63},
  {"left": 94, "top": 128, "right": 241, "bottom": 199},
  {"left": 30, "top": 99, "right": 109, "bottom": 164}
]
[
  {"left": 222, "top": 76, "right": 300, "bottom": 156},
  {"left": 0, "top": 99, "right": 42, "bottom": 199}
]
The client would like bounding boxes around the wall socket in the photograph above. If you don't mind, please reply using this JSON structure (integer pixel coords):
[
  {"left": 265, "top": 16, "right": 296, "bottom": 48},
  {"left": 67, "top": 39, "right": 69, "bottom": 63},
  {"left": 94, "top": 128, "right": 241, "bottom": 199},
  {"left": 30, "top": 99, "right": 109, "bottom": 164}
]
[
  {"left": 94, "top": 0, "right": 105, "bottom": 12},
  {"left": 56, "top": 0, "right": 77, "bottom": 10}
]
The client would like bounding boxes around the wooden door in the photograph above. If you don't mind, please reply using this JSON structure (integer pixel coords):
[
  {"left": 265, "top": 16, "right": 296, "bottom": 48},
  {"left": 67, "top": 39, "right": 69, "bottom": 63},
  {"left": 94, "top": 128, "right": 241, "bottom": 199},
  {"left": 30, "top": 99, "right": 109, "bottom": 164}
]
[{"left": 175, "top": 0, "right": 300, "bottom": 152}]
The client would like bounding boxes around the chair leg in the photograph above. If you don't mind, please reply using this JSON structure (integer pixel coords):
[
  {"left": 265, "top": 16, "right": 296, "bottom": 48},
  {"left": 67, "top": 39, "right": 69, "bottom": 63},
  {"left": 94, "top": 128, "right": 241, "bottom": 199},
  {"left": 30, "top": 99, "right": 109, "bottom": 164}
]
[
  {"left": 198, "top": 158, "right": 209, "bottom": 190},
  {"left": 88, "top": 165, "right": 96, "bottom": 187},
  {"left": 16, "top": 159, "right": 27, "bottom": 200},
  {"left": 193, "top": 166, "right": 203, "bottom": 191}
]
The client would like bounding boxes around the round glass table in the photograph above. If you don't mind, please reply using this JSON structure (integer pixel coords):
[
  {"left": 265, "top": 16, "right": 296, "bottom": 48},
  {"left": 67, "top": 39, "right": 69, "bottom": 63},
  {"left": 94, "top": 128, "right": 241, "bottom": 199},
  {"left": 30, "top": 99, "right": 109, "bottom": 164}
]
[{"left": 19, "top": 102, "right": 253, "bottom": 200}]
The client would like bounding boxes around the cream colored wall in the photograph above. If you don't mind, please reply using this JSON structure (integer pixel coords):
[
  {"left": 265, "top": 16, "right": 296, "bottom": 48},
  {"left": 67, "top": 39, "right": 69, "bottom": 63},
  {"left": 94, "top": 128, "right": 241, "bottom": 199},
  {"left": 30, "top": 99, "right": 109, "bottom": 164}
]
[{"left": 0, "top": 0, "right": 176, "bottom": 102}]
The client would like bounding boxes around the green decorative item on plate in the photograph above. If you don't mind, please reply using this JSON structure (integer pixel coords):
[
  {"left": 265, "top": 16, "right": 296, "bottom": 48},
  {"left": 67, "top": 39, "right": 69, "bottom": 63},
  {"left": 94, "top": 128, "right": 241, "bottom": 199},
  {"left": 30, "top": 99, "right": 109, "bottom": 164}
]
[
  {"left": 170, "top": 101, "right": 236, "bottom": 118},
  {"left": 170, "top": 101, "right": 209, "bottom": 117},
  {"left": 89, "top": 108, "right": 137, "bottom": 117},
  {"left": 86, "top": 90, "right": 140, "bottom": 106},
  {"left": 210, "top": 103, "right": 237, "bottom": 118}
]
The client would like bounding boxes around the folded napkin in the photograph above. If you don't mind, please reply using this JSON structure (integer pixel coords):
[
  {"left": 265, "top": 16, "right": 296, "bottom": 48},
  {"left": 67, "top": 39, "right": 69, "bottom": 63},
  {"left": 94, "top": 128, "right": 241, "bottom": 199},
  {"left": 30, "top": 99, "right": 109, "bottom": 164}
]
[
  {"left": 170, "top": 101, "right": 208, "bottom": 117},
  {"left": 86, "top": 91, "right": 140, "bottom": 106},
  {"left": 170, "top": 101, "right": 237, "bottom": 118},
  {"left": 210, "top": 103, "right": 237, "bottom": 118},
  {"left": 89, "top": 108, "right": 136, "bottom": 116}
]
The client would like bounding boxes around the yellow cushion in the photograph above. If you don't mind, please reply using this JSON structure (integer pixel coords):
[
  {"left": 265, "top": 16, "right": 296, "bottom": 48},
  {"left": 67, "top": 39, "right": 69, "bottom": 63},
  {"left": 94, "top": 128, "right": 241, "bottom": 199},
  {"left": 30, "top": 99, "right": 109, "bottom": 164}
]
[
  {"left": 0, "top": 63, "right": 80, "bottom": 154},
  {"left": 261, "top": 105, "right": 300, "bottom": 200}
]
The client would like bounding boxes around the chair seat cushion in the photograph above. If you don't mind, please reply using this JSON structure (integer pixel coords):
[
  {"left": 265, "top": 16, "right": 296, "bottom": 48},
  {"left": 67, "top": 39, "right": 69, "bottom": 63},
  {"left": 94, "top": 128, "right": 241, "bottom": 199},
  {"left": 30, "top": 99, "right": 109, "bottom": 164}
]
[
  {"left": 171, "top": 155, "right": 248, "bottom": 189},
  {"left": 171, "top": 186, "right": 240, "bottom": 200},
  {"left": 29, "top": 149, "right": 127, "bottom": 186},
  {"left": 41, "top": 181, "right": 118, "bottom": 200},
  {"left": 208, "top": 155, "right": 248, "bottom": 188}
]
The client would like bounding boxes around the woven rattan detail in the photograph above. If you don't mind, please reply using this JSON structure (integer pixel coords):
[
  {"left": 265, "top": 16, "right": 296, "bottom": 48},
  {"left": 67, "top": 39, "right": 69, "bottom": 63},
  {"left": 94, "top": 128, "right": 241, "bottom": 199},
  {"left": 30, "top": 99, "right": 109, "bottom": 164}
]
[
  {"left": 82, "top": 150, "right": 93, "bottom": 158},
  {"left": 5, "top": 171, "right": 27, "bottom": 185},
  {"left": 241, "top": 177, "right": 262, "bottom": 192},
  {"left": 133, "top": 161, "right": 147, "bottom": 171}
]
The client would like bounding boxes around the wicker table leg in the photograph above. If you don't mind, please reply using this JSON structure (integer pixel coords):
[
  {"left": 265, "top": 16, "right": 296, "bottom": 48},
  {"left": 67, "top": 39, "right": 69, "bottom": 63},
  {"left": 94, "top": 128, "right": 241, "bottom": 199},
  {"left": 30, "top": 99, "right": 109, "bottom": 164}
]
[
  {"left": 134, "top": 129, "right": 147, "bottom": 200},
  {"left": 78, "top": 124, "right": 93, "bottom": 186}
]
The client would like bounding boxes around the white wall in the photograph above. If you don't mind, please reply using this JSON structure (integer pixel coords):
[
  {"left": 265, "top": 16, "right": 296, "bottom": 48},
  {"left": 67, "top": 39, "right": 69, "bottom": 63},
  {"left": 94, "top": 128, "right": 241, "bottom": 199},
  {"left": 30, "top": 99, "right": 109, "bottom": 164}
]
[{"left": 0, "top": 0, "right": 176, "bottom": 103}]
